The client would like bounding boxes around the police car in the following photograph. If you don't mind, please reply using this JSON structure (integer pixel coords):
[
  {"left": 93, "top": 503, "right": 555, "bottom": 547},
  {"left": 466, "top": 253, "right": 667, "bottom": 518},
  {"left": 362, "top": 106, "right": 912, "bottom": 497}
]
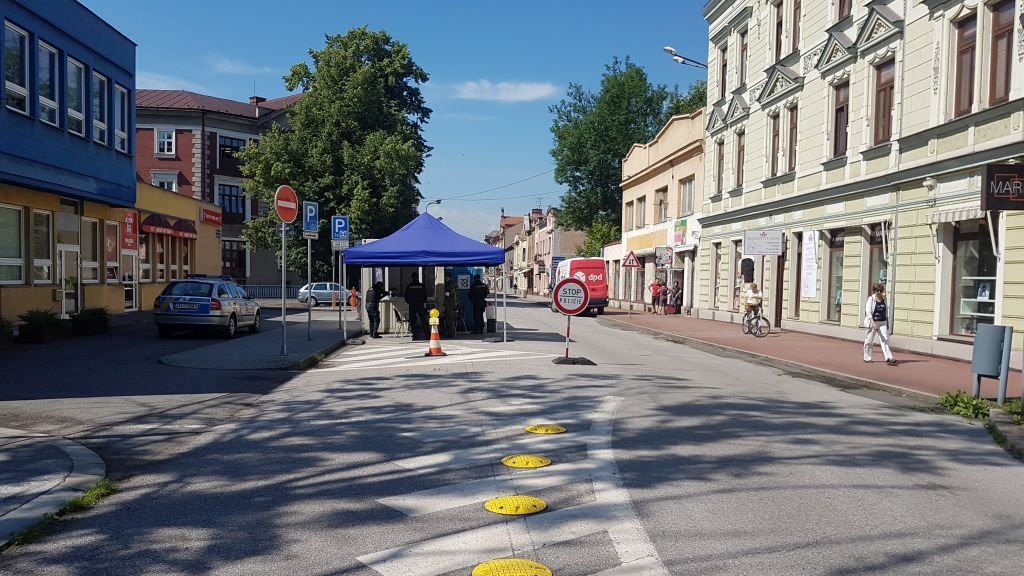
[{"left": 153, "top": 275, "right": 261, "bottom": 338}]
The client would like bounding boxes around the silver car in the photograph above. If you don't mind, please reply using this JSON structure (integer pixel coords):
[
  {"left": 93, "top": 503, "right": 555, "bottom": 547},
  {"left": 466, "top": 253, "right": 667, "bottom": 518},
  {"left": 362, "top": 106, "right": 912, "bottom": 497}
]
[
  {"left": 154, "top": 278, "right": 261, "bottom": 338},
  {"left": 297, "top": 282, "right": 343, "bottom": 307}
]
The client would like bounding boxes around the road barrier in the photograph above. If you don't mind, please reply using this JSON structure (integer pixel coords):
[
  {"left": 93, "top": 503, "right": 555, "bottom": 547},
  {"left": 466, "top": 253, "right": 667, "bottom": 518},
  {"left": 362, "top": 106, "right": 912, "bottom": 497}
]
[{"left": 242, "top": 284, "right": 300, "bottom": 299}]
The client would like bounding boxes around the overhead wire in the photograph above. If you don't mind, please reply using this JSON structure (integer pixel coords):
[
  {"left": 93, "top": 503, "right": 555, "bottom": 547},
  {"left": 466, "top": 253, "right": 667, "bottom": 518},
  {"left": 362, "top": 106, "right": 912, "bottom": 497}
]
[{"left": 422, "top": 168, "right": 556, "bottom": 202}]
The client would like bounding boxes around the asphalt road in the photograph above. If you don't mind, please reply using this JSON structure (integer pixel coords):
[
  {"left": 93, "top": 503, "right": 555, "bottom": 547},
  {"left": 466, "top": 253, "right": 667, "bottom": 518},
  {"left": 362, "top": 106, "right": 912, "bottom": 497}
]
[{"left": 1, "top": 301, "right": 1022, "bottom": 575}]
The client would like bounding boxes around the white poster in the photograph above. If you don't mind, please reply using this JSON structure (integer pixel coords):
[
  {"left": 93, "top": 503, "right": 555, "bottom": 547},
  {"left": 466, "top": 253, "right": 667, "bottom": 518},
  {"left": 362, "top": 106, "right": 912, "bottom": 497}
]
[
  {"left": 743, "top": 230, "right": 784, "bottom": 256},
  {"left": 801, "top": 231, "right": 818, "bottom": 299}
]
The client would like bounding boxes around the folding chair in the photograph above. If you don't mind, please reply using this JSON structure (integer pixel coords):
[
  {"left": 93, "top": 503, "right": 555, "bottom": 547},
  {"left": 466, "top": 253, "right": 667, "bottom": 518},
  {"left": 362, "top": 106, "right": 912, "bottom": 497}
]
[{"left": 392, "top": 307, "right": 410, "bottom": 337}]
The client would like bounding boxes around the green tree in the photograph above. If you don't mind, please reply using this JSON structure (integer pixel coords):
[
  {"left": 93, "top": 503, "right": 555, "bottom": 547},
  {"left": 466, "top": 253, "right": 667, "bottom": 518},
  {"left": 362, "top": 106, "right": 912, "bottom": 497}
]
[
  {"left": 669, "top": 80, "right": 707, "bottom": 116},
  {"left": 549, "top": 57, "right": 684, "bottom": 243},
  {"left": 239, "top": 27, "right": 431, "bottom": 279},
  {"left": 575, "top": 222, "right": 621, "bottom": 257}
]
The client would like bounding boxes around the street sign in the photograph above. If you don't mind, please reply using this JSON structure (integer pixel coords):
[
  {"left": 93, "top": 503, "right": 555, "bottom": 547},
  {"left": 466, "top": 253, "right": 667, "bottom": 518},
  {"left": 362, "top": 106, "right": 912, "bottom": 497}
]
[
  {"left": 274, "top": 185, "right": 298, "bottom": 223},
  {"left": 553, "top": 277, "right": 590, "bottom": 316},
  {"left": 332, "top": 239, "right": 349, "bottom": 251},
  {"left": 302, "top": 201, "right": 319, "bottom": 239},
  {"left": 622, "top": 250, "right": 641, "bottom": 268},
  {"left": 331, "top": 215, "right": 350, "bottom": 241}
]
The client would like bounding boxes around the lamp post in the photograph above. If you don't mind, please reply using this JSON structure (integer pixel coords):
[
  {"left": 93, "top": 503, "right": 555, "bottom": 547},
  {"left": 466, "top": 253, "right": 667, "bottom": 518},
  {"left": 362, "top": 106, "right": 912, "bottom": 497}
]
[
  {"left": 662, "top": 46, "right": 708, "bottom": 70},
  {"left": 425, "top": 199, "right": 442, "bottom": 215}
]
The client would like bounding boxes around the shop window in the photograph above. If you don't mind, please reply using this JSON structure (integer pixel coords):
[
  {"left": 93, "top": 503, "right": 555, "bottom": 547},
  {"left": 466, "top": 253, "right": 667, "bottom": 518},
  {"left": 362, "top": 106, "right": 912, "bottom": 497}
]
[
  {"left": 0, "top": 205, "right": 24, "bottom": 283},
  {"left": 91, "top": 72, "right": 108, "bottom": 144},
  {"left": 33, "top": 210, "right": 53, "bottom": 283},
  {"left": 867, "top": 224, "right": 886, "bottom": 287},
  {"left": 105, "top": 222, "right": 119, "bottom": 282},
  {"left": 4, "top": 22, "right": 29, "bottom": 114},
  {"left": 183, "top": 239, "right": 191, "bottom": 276},
  {"left": 222, "top": 240, "right": 246, "bottom": 280},
  {"left": 156, "top": 235, "right": 166, "bottom": 281},
  {"left": 66, "top": 58, "right": 85, "bottom": 136},
  {"left": 140, "top": 234, "right": 152, "bottom": 281},
  {"left": 38, "top": 41, "right": 59, "bottom": 126},
  {"left": 732, "top": 240, "right": 743, "bottom": 310},
  {"left": 170, "top": 237, "right": 180, "bottom": 279},
  {"left": 826, "top": 230, "right": 844, "bottom": 321},
  {"left": 951, "top": 219, "right": 998, "bottom": 336},
  {"left": 712, "top": 242, "right": 722, "bottom": 308},
  {"left": 81, "top": 218, "right": 99, "bottom": 283},
  {"left": 218, "top": 184, "right": 246, "bottom": 225}
]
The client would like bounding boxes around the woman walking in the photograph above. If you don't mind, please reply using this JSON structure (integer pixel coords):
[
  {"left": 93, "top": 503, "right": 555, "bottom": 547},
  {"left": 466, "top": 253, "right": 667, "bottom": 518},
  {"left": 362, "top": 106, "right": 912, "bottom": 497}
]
[{"left": 863, "top": 283, "right": 896, "bottom": 365}]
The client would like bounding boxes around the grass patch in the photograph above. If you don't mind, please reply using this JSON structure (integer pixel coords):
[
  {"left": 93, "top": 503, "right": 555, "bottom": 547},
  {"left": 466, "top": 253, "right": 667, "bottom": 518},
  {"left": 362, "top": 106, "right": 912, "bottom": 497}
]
[
  {"left": 938, "top": 391, "right": 991, "bottom": 419},
  {"left": 1, "top": 479, "right": 117, "bottom": 551}
]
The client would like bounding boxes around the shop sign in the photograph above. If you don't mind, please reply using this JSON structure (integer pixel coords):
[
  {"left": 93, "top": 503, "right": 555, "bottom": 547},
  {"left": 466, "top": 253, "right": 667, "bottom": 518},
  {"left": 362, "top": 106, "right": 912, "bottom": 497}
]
[
  {"left": 743, "top": 229, "right": 784, "bottom": 256},
  {"left": 655, "top": 247, "right": 672, "bottom": 268},
  {"left": 122, "top": 211, "right": 138, "bottom": 250},
  {"left": 200, "top": 208, "right": 222, "bottom": 226},
  {"left": 801, "top": 230, "right": 818, "bottom": 299},
  {"left": 982, "top": 164, "right": 1024, "bottom": 211},
  {"left": 673, "top": 219, "right": 687, "bottom": 245}
]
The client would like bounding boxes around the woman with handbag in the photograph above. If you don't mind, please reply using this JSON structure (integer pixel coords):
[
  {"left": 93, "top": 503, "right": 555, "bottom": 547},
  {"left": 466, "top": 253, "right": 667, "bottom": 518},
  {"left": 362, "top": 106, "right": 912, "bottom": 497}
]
[{"left": 863, "top": 283, "right": 896, "bottom": 365}]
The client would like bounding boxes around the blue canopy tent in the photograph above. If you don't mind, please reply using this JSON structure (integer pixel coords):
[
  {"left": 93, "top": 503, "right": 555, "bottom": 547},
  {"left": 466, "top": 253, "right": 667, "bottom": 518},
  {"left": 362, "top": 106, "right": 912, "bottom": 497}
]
[{"left": 344, "top": 213, "right": 504, "bottom": 266}]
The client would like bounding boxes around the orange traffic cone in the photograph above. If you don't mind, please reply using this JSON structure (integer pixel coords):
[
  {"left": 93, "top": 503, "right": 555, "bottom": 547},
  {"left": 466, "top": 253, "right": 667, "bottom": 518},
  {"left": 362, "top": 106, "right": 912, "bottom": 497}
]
[{"left": 424, "top": 323, "right": 446, "bottom": 357}]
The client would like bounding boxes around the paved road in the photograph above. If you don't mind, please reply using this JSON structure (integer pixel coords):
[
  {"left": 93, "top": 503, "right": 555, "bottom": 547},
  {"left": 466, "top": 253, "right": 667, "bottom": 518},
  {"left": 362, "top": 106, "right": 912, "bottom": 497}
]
[{"left": 1, "top": 301, "right": 1022, "bottom": 575}]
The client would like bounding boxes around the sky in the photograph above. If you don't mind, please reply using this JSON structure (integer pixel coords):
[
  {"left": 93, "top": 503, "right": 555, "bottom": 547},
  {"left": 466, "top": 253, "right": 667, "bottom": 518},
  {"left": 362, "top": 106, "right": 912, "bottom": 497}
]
[{"left": 81, "top": 0, "right": 709, "bottom": 242}]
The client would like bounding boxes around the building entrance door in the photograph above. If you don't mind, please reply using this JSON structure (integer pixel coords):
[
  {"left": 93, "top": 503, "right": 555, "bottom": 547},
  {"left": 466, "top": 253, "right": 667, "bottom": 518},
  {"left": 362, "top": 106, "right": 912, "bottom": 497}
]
[
  {"left": 121, "top": 252, "right": 138, "bottom": 311},
  {"left": 56, "top": 246, "right": 80, "bottom": 319}
]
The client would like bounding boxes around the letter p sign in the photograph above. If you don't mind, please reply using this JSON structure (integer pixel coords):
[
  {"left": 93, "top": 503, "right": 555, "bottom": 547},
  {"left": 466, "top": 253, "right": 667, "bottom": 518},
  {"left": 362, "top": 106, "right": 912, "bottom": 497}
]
[
  {"left": 331, "top": 215, "right": 350, "bottom": 241},
  {"left": 302, "top": 201, "right": 318, "bottom": 239}
]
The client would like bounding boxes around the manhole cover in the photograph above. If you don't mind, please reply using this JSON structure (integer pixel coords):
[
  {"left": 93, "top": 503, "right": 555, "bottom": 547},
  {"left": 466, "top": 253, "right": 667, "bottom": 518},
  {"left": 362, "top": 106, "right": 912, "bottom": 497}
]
[
  {"left": 525, "top": 424, "right": 566, "bottom": 435},
  {"left": 484, "top": 495, "right": 547, "bottom": 516},
  {"left": 501, "top": 454, "right": 552, "bottom": 469},
  {"left": 472, "top": 559, "right": 552, "bottom": 576}
]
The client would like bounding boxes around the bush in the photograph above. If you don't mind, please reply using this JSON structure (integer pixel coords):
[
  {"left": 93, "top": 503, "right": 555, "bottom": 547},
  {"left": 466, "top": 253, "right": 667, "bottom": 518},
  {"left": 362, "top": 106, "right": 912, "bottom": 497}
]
[
  {"left": 0, "top": 316, "right": 13, "bottom": 348},
  {"left": 17, "top": 309, "right": 71, "bottom": 343},
  {"left": 71, "top": 307, "right": 109, "bottom": 336},
  {"left": 938, "top": 391, "right": 991, "bottom": 420}
]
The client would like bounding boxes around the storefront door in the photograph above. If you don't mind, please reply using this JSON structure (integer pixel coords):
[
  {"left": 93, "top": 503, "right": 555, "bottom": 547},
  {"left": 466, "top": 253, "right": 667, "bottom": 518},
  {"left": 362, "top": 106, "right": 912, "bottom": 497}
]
[
  {"left": 121, "top": 252, "right": 138, "bottom": 311},
  {"left": 56, "top": 246, "right": 80, "bottom": 319}
]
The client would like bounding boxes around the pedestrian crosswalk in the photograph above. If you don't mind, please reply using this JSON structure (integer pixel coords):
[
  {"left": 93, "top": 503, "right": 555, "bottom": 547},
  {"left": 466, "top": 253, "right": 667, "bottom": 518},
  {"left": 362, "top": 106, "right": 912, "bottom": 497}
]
[
  {"left": 316, "top": 341, "right": 553, "bottom": 372},
  {"left": 356, "top": 396, "right": 670, "bottom": 576}
]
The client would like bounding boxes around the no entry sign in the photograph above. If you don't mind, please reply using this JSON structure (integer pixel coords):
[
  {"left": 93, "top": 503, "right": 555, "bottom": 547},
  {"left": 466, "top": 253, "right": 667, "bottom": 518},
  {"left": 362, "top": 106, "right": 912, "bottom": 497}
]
[
  {"left": 554, "top": 278, "right": 590, "bottom": 316},
  {"left": 274, "top": 185, "right": 299, "bottom": 223}
]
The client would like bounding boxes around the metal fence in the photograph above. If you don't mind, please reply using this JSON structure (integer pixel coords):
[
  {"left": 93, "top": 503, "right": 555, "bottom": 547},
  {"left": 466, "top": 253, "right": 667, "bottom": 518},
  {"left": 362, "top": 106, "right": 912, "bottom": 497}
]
[{"left": 241, "top": 284, "right": 300, "bottom": 299}]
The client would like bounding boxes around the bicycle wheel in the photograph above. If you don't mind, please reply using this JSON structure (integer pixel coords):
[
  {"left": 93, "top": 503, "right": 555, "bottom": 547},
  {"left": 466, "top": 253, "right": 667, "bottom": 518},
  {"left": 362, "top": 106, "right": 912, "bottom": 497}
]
[
  {"left": 741, "top": 311, "right": 753, "bottom": 334},
  {"left": 753, "top": 316, "right": 771, "bottom": 338}
]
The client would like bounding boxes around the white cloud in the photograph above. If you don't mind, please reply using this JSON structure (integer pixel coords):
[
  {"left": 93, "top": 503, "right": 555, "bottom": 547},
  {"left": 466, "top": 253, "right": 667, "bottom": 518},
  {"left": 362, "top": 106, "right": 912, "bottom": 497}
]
[
  {"left": 207, "top": 55, "right": 275, "bottom": 75},
  {"left": 454, "top": 80, "right": 559, "bottom": 102},
  {"left": 136, "top": 71, "right": 206, "bottom": 92}
]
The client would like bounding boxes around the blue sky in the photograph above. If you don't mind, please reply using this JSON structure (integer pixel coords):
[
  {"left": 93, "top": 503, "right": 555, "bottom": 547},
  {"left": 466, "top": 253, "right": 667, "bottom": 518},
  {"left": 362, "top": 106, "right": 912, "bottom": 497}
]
[{"left": 82, "top": 0, "right": 708, "bottom": 241}]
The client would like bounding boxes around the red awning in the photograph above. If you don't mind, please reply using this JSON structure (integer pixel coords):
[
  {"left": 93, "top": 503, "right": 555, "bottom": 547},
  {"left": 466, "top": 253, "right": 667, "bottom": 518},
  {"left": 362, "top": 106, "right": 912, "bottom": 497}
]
[
  {"left": 171, "top": 219, "right": 199, "bottom": 239},
  {"left": 140, "top": 214, "right": 175, "bottom": 236}
]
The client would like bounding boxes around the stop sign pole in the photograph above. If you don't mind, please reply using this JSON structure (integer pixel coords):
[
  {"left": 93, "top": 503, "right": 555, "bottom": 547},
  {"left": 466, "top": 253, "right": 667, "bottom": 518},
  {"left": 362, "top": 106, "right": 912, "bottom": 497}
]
[
  {"left": 553, "top": 278, "right": 590, "bottom": 359},
  {"left": 275, "top": 185, "right": 299, "bottom": 356}
]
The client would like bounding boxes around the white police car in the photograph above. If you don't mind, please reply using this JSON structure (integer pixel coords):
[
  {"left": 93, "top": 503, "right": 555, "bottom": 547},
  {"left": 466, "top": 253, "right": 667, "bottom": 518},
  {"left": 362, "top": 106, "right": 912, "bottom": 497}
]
[{"left": 153, "top": 276, "right": 260, "bottom": 338}]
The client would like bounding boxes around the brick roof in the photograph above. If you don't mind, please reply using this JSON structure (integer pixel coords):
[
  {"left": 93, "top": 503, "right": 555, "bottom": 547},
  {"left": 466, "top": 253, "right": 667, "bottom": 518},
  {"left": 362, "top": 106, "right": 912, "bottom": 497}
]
[
  {"left": 262, "top": 93, "right": 303, "bottom": 110},
  {"left": 135, "top": 90, "right": 302, "bottom": 118}
]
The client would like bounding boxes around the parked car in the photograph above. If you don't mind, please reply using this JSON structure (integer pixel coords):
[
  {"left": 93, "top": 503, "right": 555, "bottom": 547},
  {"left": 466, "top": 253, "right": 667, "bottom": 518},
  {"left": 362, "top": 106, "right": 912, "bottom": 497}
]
[
  {"left": 297, "top": 282, "right": 344, "bottom": 307},
  {"left": 153, "top": 278, "right": 261, "bottom": 338}
]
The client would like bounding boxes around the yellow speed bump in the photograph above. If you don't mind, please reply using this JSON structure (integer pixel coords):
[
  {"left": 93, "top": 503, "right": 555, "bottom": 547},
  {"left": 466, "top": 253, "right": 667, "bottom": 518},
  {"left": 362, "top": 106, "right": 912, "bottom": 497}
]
[
  {"left": 484, "top": 495, "right": 547, "bottom": 516},
  {"left": 501, "top": 454, "right": 552, "bottom": 469},
  {"left": 472, "top": 558, "right": 552, "bottom": 576},
  {"left": 524, "top": 424, "right": 566, "bottom": 435}
]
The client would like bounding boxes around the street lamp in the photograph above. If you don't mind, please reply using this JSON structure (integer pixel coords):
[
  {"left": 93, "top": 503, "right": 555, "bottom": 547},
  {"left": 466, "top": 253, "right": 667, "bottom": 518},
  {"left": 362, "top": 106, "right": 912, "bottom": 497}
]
[
  {"left": 662, "top": 46, "right": 708, "bottom": 70},
  {"left": 425, "top": 199, "right": 441, "bottom": 215}
]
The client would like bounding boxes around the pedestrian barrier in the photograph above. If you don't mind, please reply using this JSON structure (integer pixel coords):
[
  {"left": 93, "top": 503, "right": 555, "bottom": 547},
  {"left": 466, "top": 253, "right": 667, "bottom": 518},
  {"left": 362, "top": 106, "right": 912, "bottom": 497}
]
[{"left": 240, "top": 284, "right": 300, "bottom": 299}]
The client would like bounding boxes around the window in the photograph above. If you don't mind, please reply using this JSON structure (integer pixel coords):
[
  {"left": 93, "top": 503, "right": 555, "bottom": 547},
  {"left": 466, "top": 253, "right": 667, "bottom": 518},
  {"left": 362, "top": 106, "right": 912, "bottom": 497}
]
[
  {"left": 679, "top": 177, "right": 695, "bottom": 216},
  {"left": 4, "top": 22, "right": 28, "bottom": 113},
  {"left": 114, "top": 86, "right": 128, "bottom": 152},
  {"left": 67, "top": 58, "right": 85, "bottom": 136},
  {"left": 990, "top": 0, "right": 1014, "bottom": 106},
  {"left": 838, "top": 0, "right": 851, "bottom": 20},
  {"left": 716, "top": 140, "right": 725, "bottom": 195},
  {"left": 152, "top": 172, "right": 178, "bottom": 192},
  {"left": 657, "top": 189, "right": 669, "bottom": 222},
  {"left": 222, "top": 240, "right": 246, "bottom": 280},
  {"left": 170, "top": 237, "right": 179, "bottom": 280},
  {"left": 792, "top": 0, "right": 801, "bottom": 53},
  {"left": 732, "top": 240, "right": 743, "bottom": 310},
  {"left": 874, "top": 60, "right": 895, "bottom": 145},
  {"left": 81, "top": 219, "right": 99, "bottom": 283},
  {"left": 140, "top": 234, "right": 151, "bottom": 281},
  {"left": 951, "top": 219, "right": 998, "bottom": 336},
  {"left": 739, "top": 30, "right": 748, "bottom": 86},
  {"left": 155, "top": 235, "right": 167, "bottom": 281},
  {"left": 91, "top": 72, "right": 108, "bottom": 144},
  {"left": 867, "top": 224, "right": 886, "bottom": 289},
  {"left": 636, "top": 196, "right": 647, "bottom": 228},
  {"left": 770, "top": 114, "right": 781, "bottom": 177},
  {"left": 38, "top": 42, "right": 59, "bottom": 126},
  {"left": 833, "top": 82, "right": 850, "bottom": 157},
  {"left": 156, "top": 129, "right": 175, "bottom": 155},
  {"left": 33, "top": 210, "right": 52, "bottom": 283},
  {"left": 775, "top": 1, "right": 784, "bottom": 60},
  {"left": 218, "top": 184, "right": 246, "bottom": 225},
  {"left": 104, "top": 222, "right": 118, "bottom": 282},
  {"left": 954, "top": 16, "right": 977, "bottom": 118},
  {"left": 719, "top": 44, "right": 728, "bottom": 100},
  {"left": 826, "top": 230, "right": 844, "bottom": 322},
  {"left": 712, "top": 243, "right": 722, "bottom": 308},
  {"left": 218, "top": 136, "right": 246, "bottom": 171},
  {"left": 788, "top": 106, "right": 798, "bottom": 173},
  {"left": 625, "top": 202, "right": 634, "bottom": 231},
  {"left": 0, "top": 205, "right": 23, "bottom": 283},
  {"left": 735, "top": 132, "right": 745, "bottom": 188}
]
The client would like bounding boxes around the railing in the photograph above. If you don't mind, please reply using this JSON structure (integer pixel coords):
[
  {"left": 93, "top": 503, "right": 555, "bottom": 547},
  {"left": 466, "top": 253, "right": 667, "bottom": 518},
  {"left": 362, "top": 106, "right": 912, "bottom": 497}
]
[{"left": 241, "top": 284, "right": 300, "bottom": 299}]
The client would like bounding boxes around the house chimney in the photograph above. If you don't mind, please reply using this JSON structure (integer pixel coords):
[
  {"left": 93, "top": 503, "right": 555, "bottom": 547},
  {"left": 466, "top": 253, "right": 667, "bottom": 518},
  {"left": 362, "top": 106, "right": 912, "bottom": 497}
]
[{"left": 249, "top": 95, "right": 266, "bottom": 105}]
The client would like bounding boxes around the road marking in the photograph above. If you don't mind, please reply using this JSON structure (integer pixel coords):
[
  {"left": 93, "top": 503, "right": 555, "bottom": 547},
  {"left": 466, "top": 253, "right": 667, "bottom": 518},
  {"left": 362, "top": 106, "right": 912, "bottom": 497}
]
[
  {"left": 317, "top": 348, "right": 553, "bottom": 372},
  {"left": 390, "top": 432, "right": 599, "bottom": 474},
  {"left": 399, "top": 411, "right": 588, "bottom": 443}
]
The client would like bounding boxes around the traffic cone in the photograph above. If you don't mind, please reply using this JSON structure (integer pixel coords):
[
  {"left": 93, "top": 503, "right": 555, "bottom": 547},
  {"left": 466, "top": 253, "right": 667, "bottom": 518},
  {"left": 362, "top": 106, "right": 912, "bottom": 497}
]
[{"left": 424, "top": 323, "right": 446, "bottom": 357}]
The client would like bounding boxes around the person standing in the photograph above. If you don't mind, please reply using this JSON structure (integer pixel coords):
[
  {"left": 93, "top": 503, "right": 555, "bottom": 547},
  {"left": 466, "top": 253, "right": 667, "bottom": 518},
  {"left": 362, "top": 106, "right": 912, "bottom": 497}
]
[
  {"left": 404, "top": 274, "right": 428, "bottom": 340},
  {"left": 649, "top": 279, "right": 662, "bottom": 314},
  {"left": 863, "top": 283, "right": 896, "bottom": 365},
  {"left": 670, "top": 281, "right": 682, "bottom": 315},
  {"left": 365, "top": 281, "right": 385, "bottom": 339},
  {"left": 469, "top": 274, "right": 489, "bottom": 334},
  {"left": 658, "top": 283, "right": 669, "bottom": 315}
]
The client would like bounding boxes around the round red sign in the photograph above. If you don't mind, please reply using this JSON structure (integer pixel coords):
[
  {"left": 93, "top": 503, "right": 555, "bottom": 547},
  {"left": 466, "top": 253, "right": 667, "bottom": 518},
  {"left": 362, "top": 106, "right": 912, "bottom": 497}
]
[
  {"left": 553, "top": 278, "right": 590, "bottom": 316},
  {"left": 274, "top": 185, "right": 299, "bottom": 223}
]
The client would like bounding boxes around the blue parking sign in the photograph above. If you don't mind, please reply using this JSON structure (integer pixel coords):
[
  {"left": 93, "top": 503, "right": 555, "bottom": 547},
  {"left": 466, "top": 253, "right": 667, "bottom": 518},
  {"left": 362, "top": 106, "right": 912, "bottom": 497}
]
[
  {"left": 302, "top": 201, "right": 318, "bottom": 239},
  {"left": 331, "top": 215, "right": 350, "bottom": 241}
]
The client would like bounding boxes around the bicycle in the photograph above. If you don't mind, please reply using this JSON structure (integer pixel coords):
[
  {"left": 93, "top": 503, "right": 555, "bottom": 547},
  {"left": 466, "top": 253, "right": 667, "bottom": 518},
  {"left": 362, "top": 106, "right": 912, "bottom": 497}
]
[{"left": 742, "top": 304, "right": 771, "bottom": 338}]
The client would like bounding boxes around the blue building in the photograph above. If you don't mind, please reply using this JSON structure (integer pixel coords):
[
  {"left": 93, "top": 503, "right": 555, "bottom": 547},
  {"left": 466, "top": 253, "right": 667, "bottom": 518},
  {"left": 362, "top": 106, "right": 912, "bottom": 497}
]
[{"left": 1, "top": 0, "right": 136, "bottom": 319}]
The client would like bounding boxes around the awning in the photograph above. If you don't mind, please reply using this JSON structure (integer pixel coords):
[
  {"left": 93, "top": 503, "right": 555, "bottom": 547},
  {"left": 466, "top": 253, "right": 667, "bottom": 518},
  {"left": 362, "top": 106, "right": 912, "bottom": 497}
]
[
  {"left": 140, "top": 214, "right": 175, "bottom": 235},
  {"left": 925, "top": 205, "right": 984, "bottom": 224},
  {"left": 171, "top": 219, "right": 198, "bottom": 239}
]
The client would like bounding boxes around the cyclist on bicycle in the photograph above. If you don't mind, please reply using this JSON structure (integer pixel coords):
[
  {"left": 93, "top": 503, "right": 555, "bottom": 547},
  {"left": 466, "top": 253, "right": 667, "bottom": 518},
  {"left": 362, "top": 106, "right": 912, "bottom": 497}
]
[{"left": 744, "top": 282, "right": 763, "bottom": 314}]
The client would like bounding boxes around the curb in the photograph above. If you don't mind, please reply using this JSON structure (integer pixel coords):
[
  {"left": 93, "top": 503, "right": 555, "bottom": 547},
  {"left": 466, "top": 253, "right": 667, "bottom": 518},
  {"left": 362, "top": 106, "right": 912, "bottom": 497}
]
[
  {"left": 0, "top": 430, "right": 106, "bottom": 547},
  {"left": 286, "top": 330, "right": 363, "bottom": 370},
  {"left": 602, "top": 316, "right": 940, "bottom": 404},
  {"left": 989, "top": 410, "right": 1024, "bottom": 458}
]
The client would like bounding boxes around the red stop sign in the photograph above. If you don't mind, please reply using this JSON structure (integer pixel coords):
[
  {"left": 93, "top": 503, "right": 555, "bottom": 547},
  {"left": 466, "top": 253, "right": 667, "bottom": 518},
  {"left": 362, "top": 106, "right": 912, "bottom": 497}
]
[
  {"left": 274, "top": 185, "right": 299, "bottom": 223},
  {"left": 554, "top": 278, "right": 590, "bottom": 315}
]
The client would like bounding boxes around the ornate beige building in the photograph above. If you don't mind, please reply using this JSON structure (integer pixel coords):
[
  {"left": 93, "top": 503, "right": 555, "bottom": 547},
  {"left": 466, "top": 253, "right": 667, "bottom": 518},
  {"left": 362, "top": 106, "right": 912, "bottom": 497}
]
[{"left": 701, "top": 0, "right": 1024, "bottom": 363}]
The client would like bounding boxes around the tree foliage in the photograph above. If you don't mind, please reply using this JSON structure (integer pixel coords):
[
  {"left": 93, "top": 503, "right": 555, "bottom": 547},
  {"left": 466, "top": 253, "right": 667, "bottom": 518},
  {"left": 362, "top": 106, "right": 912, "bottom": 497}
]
[
  {"left": 669, "top": 80, "right": 707, "bottom": 116},
  {"left": 239, "top": 27, "right": 431, "bottom": 278},
  {"left": 575, "top": 222, "right": 621, "bottom": 257}
]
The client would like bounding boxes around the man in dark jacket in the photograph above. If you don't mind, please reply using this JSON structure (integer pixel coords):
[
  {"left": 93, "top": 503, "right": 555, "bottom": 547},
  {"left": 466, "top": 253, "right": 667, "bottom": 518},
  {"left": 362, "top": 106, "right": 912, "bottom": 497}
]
[
  {"left": 404, "top": 274, "right": 428, "bottom": 340},
  {"left": 365, "top": 281, "right": 385, "bottom": 338},
  {"left": 469, "top": 275, "right": 489, "bottom": 334}
]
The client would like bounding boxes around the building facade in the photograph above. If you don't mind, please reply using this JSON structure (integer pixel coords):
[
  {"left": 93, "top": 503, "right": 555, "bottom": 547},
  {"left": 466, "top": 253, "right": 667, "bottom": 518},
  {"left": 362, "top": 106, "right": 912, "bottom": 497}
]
[
  {"left": 701, "top": 0, "right": 1024, "bottom": 363},
  {"left": 531, "top": 208, "right": 586, "bottom": 296},
  {"left": 134, "top": 89, "right": 301, "bottom": 285},
  {"left": 0, "top": 0, "right": 136, "bottom": 319}
]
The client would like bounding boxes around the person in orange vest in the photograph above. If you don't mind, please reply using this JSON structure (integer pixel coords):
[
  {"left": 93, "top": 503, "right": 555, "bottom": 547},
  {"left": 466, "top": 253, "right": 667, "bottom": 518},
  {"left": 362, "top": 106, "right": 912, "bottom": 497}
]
[{"left": 349, "top": 286, "right": 359, "bottom": 309}]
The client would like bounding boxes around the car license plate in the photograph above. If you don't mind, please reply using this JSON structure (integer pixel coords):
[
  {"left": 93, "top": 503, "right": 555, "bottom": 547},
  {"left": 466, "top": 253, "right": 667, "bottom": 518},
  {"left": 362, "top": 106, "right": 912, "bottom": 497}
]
[{"left": 172, "top": 302, "right": 199, "bottom": 310}]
